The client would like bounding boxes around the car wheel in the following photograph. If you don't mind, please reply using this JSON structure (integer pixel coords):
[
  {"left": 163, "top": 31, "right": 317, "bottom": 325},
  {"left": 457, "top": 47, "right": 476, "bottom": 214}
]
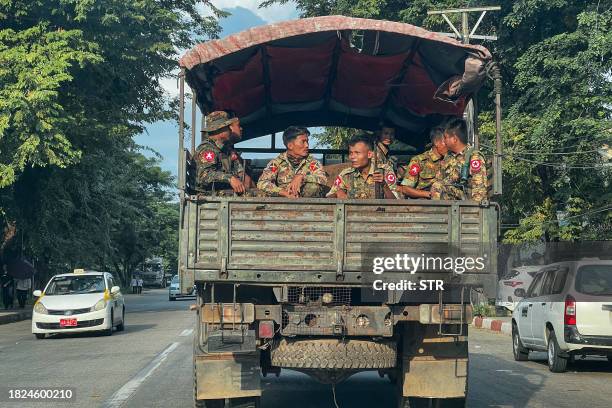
[
  {"left": 547, "top": 331, "right": 568, "bottom": 373},
  {"left": 169, "top": 296, "right": 176, "bottom": 301},
  {"left": 34, "top": 333, "right": 45, "bottom": 340},
  {"left": 116, "top": 307, "right": 125, "bottom": 332},
  {"left": 103, "top": 310, "right": 114, "bottom": 336},
  {"left": 512, "top": 323, "right": 529, "bottom": 361}
]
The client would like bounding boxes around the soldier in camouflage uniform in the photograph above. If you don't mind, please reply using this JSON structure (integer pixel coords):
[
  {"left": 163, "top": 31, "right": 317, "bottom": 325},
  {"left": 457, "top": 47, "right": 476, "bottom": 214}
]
[
  {"left": 195, "top": 111, "right": 247, "bottom": 195},
  {"left": 327, "top": 134, "right": 401, "bottom": 199},
  {"left": 430, "top": 118, "right": 488, "bottom": 201},
  {"left": 374, "top": 121, "right": 398, "bottom": 171},
  {"left": 398, "top": 127, "right": 447, "bottom": 199},
  {"left": 257, "top": 127, "right": 328, "bottom": 198}
]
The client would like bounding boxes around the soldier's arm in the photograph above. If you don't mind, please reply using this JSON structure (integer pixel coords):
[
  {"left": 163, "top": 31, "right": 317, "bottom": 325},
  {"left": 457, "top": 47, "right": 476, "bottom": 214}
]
[
  {"left": 468, "top": 152, "right": 488, "bottom": 201},
  {"left": 197, "top": 154, "right": 233, "bottom": 187},
  {"left": 398, "top": 159, "right": 430, "bottom": 199},
  {"left": 257, "top": 160, "right": 283, "bottom": 196},
  {"left": 326, "top": 174, "right": 348, "bottom": 198},
  {"left": 382, "top": 165, "right": 401, "bottom": 199},
  {"left": 302, "top": 160, "right": 328, "bottom": 186}
]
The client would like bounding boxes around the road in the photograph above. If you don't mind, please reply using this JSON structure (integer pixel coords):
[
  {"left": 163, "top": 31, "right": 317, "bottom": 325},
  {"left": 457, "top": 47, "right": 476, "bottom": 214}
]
[{"left": 0, "top": 289, "right": 611, "bottom": 408}]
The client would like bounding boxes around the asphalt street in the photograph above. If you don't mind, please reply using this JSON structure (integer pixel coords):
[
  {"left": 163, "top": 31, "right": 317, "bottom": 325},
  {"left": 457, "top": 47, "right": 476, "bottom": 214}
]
[{"left": 0, "top": 289, "right": 611, "bottom": 408}]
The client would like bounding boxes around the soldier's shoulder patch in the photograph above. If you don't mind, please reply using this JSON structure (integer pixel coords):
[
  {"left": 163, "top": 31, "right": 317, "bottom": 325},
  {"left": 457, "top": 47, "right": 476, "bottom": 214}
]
[
  {"left": 408, "top": 163, "right": 421, "bottom": 176},
  {"left": 309, "top": 161, "right": 318, "bottom": 172},
  {"left": 333, "top": 175, "right": 345, "bottom": 187},
  {"left": 385, "top": 172, "right": 397, "bottom": 184},
  {"left": 470, "top": 158, "right": 482, "bottom": 173},
  {"left": 200, "top": 150, "right": 215, "bottom": 163},
  {"left": 230, "top": 151, "right": 240, "bottom": 161}
]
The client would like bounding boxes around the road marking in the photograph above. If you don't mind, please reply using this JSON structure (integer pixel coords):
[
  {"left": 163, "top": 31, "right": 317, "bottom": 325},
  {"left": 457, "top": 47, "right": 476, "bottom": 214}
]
[
  {"left": 102, "top": 342, "right": 179, "bottom": 408},
  {"left": 179, "top": 328, "right": 194, "bottom": 337}
]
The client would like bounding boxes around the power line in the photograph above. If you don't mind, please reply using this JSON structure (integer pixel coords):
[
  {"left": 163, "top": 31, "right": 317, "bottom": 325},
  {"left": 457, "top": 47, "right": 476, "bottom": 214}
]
[{"left": 501, "top": 205, "right": 612, "bottom": 229}]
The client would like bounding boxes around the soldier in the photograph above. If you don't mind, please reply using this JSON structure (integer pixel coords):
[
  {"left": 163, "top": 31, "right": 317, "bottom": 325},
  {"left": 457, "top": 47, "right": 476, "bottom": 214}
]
[
  {"left": 374, "top": 121, "right": 398, "bottom": 170},
  {"left": 430, "top": 118, "right": 488, "bottom": 201},
  {"left": 398, "top": 127, "right": 447, "bottom": 199},
  {"left": 195, "top": 111, "right": 247, "bottom": 194},
  {"left": 327, "top": 134, "right": 401, "bottom": 199},
  {"left": 257, "top": 127, "right": 328, "bottom": 198}
]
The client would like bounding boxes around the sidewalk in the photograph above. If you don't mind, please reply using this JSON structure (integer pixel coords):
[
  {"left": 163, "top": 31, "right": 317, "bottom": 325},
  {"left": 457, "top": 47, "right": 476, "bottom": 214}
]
[
  {"left": 0, "top": 309, "right": 32, "bottom": 325},
  {"left": 472, "top": 316, "right": 512, "bottom": 336}
]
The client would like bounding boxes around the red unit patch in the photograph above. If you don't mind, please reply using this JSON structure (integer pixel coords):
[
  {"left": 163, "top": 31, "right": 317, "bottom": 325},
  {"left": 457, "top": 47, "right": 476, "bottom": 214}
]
[
  {"left": 470, "top": 159, "right": 481, "bottom": 172},
  {"left": 202, "top": 151, "right": 215, "bottom": 162},
  {"left": 334, "top": 176, "right": 343, "bottom": 186},
  {"left": 309, "top": 162, "right": 317, "bottom": 172},
  {"left": 408, "top": 163, "right": 421, "bottom": 176},
  {"left": 385, "top": 173, "right": 396, "bottom": 184}
]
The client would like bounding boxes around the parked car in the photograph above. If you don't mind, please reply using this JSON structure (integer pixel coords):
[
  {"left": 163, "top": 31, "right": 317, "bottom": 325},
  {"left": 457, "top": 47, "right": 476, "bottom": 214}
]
[
  {"left": 511, "top": 260, "right": 612, "bottom": 372},
  {"left": 496, "top": 266, "right": 541, "bottom": 311},
  {"left": 32, "top": 270, "right": 125, "bottom": 339},
  {"left": 168, "top": 275, "right": 195, "bottom": 301}
]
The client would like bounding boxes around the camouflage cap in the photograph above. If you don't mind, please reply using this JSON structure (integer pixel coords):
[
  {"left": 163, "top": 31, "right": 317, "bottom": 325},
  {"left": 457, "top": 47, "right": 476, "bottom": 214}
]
[{"left": 203, "top": 111, "right": 238, "bottom": 132}]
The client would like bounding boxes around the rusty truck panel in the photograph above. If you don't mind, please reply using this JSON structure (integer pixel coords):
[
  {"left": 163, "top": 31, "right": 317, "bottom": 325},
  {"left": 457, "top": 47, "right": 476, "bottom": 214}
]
[{"left": 179, "top": 197, "right": 497, "bottom": 292}]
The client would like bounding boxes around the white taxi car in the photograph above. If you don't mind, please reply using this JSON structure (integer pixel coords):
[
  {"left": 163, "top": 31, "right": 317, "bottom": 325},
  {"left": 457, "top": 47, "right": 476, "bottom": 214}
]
[
  {"left": 32, "top": 270, "right": 125, "bottom": 339},
  {"left": 512, "top": 260, "right": 612, "bottom": 372}
]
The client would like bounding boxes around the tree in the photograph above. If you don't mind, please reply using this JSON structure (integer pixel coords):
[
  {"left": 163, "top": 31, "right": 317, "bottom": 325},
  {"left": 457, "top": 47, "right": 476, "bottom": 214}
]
[
  {"left": 261, "top": 0, "right": 612, "bottom": 242},
  {"left": 1, "top": 0, "right": 222, "bottom": 283}
]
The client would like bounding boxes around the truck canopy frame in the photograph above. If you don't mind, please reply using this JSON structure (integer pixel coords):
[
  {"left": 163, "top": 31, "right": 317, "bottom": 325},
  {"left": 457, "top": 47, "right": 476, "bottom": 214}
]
[{"left": 179, "top": 15, "right": 494, "bottom": 148}]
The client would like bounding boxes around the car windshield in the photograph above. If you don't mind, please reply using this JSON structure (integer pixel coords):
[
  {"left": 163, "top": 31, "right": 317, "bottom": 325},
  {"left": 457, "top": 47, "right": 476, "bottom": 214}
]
[
  {"left": 171, "top": 275, "right": 179, "bottom": 284},
  {"left": 575, "top": 265, "right": 612, "bottom": 296},
  {"left": 45, "top": 275, "right": 106, "bottom": 295}
]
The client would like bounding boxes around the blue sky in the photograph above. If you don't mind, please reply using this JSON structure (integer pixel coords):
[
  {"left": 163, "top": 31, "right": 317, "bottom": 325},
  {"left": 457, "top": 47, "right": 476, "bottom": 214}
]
[{"left": 134, "top": 2, "right": 299, "bottom": 178}]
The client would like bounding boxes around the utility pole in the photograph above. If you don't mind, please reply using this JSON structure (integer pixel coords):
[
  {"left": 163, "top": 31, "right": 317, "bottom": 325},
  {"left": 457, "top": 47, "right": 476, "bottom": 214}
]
[{"left": 427, "top": 6, "right": 500, "bottom": 148}]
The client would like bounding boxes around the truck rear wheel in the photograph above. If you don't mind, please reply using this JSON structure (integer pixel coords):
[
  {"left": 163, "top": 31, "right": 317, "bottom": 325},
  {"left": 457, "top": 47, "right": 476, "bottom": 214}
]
[{"left": 271, "top": 338, "right": 396, "bottom": 369}]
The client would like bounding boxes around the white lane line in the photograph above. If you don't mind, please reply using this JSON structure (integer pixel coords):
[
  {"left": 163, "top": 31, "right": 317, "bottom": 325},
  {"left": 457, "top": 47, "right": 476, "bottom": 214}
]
[
  {"left": 102, "top": 342, "right": 180, "bottom": 408},
  {"left": 179, "top": 328, "right": 194, "bottom": 337}
]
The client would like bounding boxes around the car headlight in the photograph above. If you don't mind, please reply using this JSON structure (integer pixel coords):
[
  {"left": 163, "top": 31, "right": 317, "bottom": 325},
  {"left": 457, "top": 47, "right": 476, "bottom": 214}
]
[
  {"left": 33, "top": 302, "right": 48, "bottom": 315},
  {"left": 91, "top": 299, "right": 107, "bottom": 312}
]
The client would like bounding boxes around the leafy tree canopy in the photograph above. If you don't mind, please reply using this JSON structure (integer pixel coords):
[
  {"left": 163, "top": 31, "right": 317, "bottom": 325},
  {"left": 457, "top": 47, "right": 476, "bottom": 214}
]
[{"left": 262, "top": 0, "right": 612, "bottom": 242}]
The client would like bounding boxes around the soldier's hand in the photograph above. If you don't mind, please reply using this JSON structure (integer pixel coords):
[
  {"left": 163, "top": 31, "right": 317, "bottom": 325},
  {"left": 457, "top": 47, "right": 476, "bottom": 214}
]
[
  {"left": 372, "top": 172, "right": 384, "bottom": 183},
  {"left": 229, "top": 176, "right": 246, "bottom": 193},
  {"left": 279, "top": 189, "right": 298, "bottom": 199},
  {"left": 335, "top": 190, "right": 348, "bottom": 199},
  {"left": 287, "top": 174, "right": 305, "bottom": 196}
]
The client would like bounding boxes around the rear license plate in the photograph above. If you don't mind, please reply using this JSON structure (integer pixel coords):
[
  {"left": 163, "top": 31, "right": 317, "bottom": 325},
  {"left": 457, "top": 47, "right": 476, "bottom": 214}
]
[{"left": 60, "top": 318, "right": 77, "bottom": 327}]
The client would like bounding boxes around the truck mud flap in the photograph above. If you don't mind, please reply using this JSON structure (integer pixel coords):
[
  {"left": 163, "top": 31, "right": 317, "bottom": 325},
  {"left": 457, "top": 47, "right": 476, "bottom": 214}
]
[
  {"left": 195, "top": 353, "right": 261, "bottom": 400},
  {"left": 400, "top": 324, "right": 468, "bottom": 399}
]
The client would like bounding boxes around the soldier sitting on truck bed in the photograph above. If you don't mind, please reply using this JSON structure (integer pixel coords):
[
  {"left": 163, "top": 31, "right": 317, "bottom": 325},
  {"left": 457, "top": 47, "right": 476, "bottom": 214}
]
[
  {"left": 195, "top": 111, "right": 248, "bottom": 195},
  {"left": 397, "top": 127, "right": 447, "bottom": 199},
  {"left": 374, "top": 121, "right": 398, "bottom": 171},
  {"left": 430, "top": 118, "right": 488, "bottom": 201},
  {"left": 257, "top": 126, "right": 328, "bottom": 198},
  {"left": 327, "top": 133, "right": 401, "bottom": 199}
]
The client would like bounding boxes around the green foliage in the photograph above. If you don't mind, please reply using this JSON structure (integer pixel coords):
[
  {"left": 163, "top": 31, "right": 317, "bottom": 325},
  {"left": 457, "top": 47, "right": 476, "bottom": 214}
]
[
  {"left": 262, "top": 0, "right": 612, "bottom": 242},
  {"left": 0, "top": 0, "right": 220, "bottom": 284}
]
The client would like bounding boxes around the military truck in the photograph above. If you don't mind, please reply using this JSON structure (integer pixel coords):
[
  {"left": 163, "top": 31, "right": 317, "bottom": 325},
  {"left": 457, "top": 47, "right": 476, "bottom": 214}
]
[
  {"left": 140, "top": 257, "right": 167, "bottom": 288},
  {"left": 177, "top": 16, "right": 503, "bottom": 408}
]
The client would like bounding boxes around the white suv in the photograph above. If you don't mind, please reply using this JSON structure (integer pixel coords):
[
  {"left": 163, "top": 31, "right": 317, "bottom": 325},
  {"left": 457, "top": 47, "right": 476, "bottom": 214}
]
[{"left": 511, "top": 260, "right": 612, "bottom": 372}]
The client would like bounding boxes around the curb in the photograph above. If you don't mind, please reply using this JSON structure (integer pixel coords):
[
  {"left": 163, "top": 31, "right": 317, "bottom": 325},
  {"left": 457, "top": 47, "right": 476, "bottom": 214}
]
[
  {"left": 472, "top": 316, "right": 511, "bottom": 336},
  {"left": 0, "top": 310, "right": 32, "bottom": 325}
]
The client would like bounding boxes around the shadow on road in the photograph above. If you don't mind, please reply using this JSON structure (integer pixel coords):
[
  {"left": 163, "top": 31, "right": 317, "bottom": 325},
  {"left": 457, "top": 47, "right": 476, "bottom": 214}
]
[
  {"left": 44, "top": 323, "right": 156, "bottom": 339},
  {"left": 261, "top": 353, "right": 552, "bottom": 408}
]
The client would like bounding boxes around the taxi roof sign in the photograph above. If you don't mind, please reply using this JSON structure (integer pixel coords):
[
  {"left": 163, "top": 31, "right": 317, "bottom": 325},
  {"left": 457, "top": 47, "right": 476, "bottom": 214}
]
[{"left": 73, "top": 268, "right": 85, "bottom": 274}]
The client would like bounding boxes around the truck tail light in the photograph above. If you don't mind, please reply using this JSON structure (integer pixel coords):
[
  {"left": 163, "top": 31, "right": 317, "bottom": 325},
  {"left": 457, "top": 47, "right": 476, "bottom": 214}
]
[
  {"left": 565, "top": 295, "right": 576, "bottom": 326},
  {"left": 258, "top": 321, "right": 274, "bottom": 338}
]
